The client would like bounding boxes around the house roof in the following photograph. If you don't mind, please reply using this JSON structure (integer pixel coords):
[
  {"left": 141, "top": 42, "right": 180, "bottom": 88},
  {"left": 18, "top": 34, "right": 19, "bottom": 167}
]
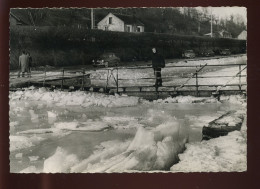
[
  {"left": 111, "top": 13, "right": 144, "bottom": 26},
  {"left": 239, "top": 30, "right": 247, "bottom": 35}
]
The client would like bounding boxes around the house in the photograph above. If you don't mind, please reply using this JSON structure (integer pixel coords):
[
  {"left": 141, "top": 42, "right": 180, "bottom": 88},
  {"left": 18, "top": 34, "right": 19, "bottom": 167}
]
[
  {"left": 204, "top": 33, "right": 216, "bottom": 37},
  {"left": 237, "top": 30, "right": 247, "bottom": 40},
  {"left": 97, "top": 13, "right": 144, "bottom": 32},
  {"left": 218, "top": 29, "right": 232, "bottom": 38},
  {"left": 204, "top": 30, "right": 232, "bottom": 38},
  {"left": 9, "top": 12, "right": 29, "bottom": 26}
]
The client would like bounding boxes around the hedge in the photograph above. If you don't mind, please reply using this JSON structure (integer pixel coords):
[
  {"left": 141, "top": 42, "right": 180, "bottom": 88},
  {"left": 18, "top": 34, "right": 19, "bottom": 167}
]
[{"left": 9, "top": 26, "right": 246, "bottom": 69}]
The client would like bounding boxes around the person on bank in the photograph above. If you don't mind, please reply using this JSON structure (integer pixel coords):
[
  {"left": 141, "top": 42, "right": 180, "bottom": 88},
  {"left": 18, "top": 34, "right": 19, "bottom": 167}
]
[
  {"left": 18, "top": 51, "right": 29, "bottom": 77},
  {"left": 27, "top": 52, "right": 32, "bottom": 78},
  {"left": 152, "top": 47, "right": 165, "bottom": 86}
]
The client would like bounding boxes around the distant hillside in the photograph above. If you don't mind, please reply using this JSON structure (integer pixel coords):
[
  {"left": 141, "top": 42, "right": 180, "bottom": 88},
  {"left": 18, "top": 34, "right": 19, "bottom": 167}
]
[
  {"left": 10, "top": 9, "right": 91, "bottom": 27},
  {"left": 10, "top": 8, "right": 246, "bottom": 38}
]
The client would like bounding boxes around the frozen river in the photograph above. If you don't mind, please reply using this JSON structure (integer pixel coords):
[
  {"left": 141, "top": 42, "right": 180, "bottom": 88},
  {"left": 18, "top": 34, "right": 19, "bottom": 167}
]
[
  {"left": 9, "top": 92, "right": 243, "bottom": 173},
  {"left": 9, "top": 55, "right": 247, "bottom": 173}
]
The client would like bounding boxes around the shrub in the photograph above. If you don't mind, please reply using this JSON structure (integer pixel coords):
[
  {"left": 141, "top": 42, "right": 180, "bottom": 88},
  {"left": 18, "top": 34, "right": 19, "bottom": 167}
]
[{"left": 9, "top": 26, "right": 246, "bottom": 69}]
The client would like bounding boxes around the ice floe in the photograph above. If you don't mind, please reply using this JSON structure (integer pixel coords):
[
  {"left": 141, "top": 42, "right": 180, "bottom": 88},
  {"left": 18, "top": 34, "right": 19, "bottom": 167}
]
[
  {"left": 10, "top": 135, "right": 45, "bottom": 152},
  {"left": 43, "top": 147, "right": 79, "bottom": 173}
]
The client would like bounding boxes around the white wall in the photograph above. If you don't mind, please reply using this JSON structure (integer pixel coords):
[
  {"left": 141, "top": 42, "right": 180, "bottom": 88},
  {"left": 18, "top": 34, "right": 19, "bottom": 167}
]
[
  {"left": 238, "top": 31, "right": 247, "bottom": 40},
  {"left": 137, "top": 26, "right": 144, "bottom": 32},
  {"left": 97, "top": 13, "right": 124, "bottom": 32},
  {"left": 125, "top": 25, "right": 132, "bottom": 32}
]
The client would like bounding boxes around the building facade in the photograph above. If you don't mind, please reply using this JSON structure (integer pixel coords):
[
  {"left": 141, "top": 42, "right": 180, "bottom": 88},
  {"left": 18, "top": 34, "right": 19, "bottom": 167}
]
[
  {"left": 237, "top": 30, "right": 247, "bottom": 40},
  {"left": 97, "top": 13, "right": 144, "bottom": 33}
]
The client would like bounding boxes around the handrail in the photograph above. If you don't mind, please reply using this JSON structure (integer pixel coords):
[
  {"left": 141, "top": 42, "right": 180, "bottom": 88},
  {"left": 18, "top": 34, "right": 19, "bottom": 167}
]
[
  {"left": 95, "top": 63, "right": 247, "bottom": 70},
  {"left": 115, "top": 75, "right": 247, "bottom": 80},
  {"left": 216, "top": 65, "right": 247, "bottom": 92},
  {"left": 176, "top": 63, "right": 207, "bottom": 90},
  {"left": 90, "top": 84, "right": 247, "bottom": 89},
  {"left": 10, "top": 57, "right": 247, "bottom": 97}
]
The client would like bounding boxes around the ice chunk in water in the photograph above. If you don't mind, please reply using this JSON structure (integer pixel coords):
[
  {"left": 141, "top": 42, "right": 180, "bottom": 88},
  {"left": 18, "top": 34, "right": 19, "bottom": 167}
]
[
  {"left": 54, "top": 122, "right": 78, "bottom": 130},
  {"left": 29, "top": 109, "right": 39, "bottom": 121},
  {"left": 47, "top": 111, "right": 57, "bottom": 124},
  {"left": 43, "top": 147, "right": 79, "bottom": 173},
  {"left": 127, "top": 127, "right": 155, "bottom": 151},
  {"left": 10, "top": 121, "right": 19, "bottom": 127},
  {"left": 10, "top": 136, "right": 33, "bottom": 152},
  {"left": 29, "top": 156, "right": 39, "bottom": 161},
  {"left": 71, "top": 123, "right": 188, "bottom": 172},
  {"left": 47, "top": 111, "right": 57, "bottom": 118},
  {"left": 15, "top": 153, "right": 23, "bottom": 159},
  {"left": 20, "top": 166, "right": 38, "bottom": 173}
]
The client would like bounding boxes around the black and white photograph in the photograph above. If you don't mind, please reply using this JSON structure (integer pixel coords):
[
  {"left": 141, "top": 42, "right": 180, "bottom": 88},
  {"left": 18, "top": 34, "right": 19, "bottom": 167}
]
[{"left": 9, "top": 7, "right": 247, "bottom": 173}]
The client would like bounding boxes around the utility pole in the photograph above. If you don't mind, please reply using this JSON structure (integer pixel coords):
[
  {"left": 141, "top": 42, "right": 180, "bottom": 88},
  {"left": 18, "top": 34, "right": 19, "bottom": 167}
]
[
  {"left": 91, "top": 8, "right": 95, "bottom": 29},
  {"left": 210, "top": 8, "right": 213, "bottom": 37}
]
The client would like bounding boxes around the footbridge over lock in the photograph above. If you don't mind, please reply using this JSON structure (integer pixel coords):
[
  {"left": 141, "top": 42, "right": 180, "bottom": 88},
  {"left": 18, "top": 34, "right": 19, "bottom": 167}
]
[{"left": 9, "top": 57, "right": 247, "bottom": 100}]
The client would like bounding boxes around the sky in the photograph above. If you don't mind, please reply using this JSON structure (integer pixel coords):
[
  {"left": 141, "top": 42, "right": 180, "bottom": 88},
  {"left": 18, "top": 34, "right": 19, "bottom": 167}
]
[{"left": 198, "top": 7, "right": 247, "bottom": 22}]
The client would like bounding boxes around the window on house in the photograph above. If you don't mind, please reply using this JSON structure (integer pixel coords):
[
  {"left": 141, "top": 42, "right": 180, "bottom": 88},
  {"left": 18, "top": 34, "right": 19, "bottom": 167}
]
[
  {"left": 109, "top": 17, "right": 112, "bottom": 24},
  {"left": 137, "top": 27, "right": 141, "bottom": 32}
]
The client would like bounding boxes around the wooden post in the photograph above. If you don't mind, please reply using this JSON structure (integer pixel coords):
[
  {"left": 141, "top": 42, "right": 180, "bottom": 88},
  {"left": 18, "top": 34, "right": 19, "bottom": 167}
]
[
  {"left": 43, "top": 66, "right": 46, "bottom": 87},
  {"left": 239, "top": 65, "right": 241, "bottom": 91},
  {"left": 81, "top": 68, "right": 85, "bottom": 90},
  {"left": 195, "top": 68, "right": 199, "bottom": 97},
  {"left": 106, "top": 69, "right": 109, "bottom": 91},
  {"left": 61, "top": 68, "right": 64, "bottom": 90},
  {"left": 116, "top": 67, "right": 119, "bottom": 93}
]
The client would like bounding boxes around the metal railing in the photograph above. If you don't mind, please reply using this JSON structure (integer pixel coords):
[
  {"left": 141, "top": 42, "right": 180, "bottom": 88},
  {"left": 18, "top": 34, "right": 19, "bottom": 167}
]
[
  {"left": 93, "top": 63, "right": 247, "bottom": 95},
  {"left": 10, "top": 66, "right": 91, "bottom": 90},
  {"left": 10, "top": 62, "right": 247, "bottom": 96}
]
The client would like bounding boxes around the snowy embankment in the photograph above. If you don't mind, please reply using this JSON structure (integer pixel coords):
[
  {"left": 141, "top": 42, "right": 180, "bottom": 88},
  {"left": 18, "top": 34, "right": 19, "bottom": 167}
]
[
  {"left": 9, "top": 87, "right": 140, "bottom": 108},
  {"left": 9, "top": 87, "right": 223, "bottom": 109},
  {"left": 170, "top": 96, "right": 247, "bottom": 172},
  {"left": 170, "top": 120, "right": 247, "bottom": 172}
]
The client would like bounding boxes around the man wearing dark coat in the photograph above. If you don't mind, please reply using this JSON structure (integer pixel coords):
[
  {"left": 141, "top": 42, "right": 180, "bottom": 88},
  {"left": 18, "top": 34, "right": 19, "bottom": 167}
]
[
  {"left": 152, "top": 47, "right": 165, "bottom": 86},
  {"left": 27, "top": 52, "right": 32, "bottom": 78}
]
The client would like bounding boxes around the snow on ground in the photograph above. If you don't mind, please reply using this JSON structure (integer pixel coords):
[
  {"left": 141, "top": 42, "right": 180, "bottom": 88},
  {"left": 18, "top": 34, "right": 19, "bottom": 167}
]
[
  {"left": 90, "top": 55, "right": 246, "bottom": 87},
  {"left": 169, "top": 55, "right": 246, "bottom": 67},
  {"left": 9, "top": 89, "right": 140, "bottom": 108},
  {"left": 170, "top": 98, "right": 247, "bottom": 172},
  {"left": 170, "top": 118, "right": 247, "bottom": 172},
  {"left": 151, "top": 95, "right": 219, "bottom": 104},
  {"left": 185, "top": 115, "right": 222, "bottom": 128},
  {"left": 215, "top": 114, "right": 243, "bottom": 127},
  {"left": 220, "top": 95, "right": 247, "bottom": 105},
  {"left": 10, "top": 70, "right": 81, "bottom": 84}
]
